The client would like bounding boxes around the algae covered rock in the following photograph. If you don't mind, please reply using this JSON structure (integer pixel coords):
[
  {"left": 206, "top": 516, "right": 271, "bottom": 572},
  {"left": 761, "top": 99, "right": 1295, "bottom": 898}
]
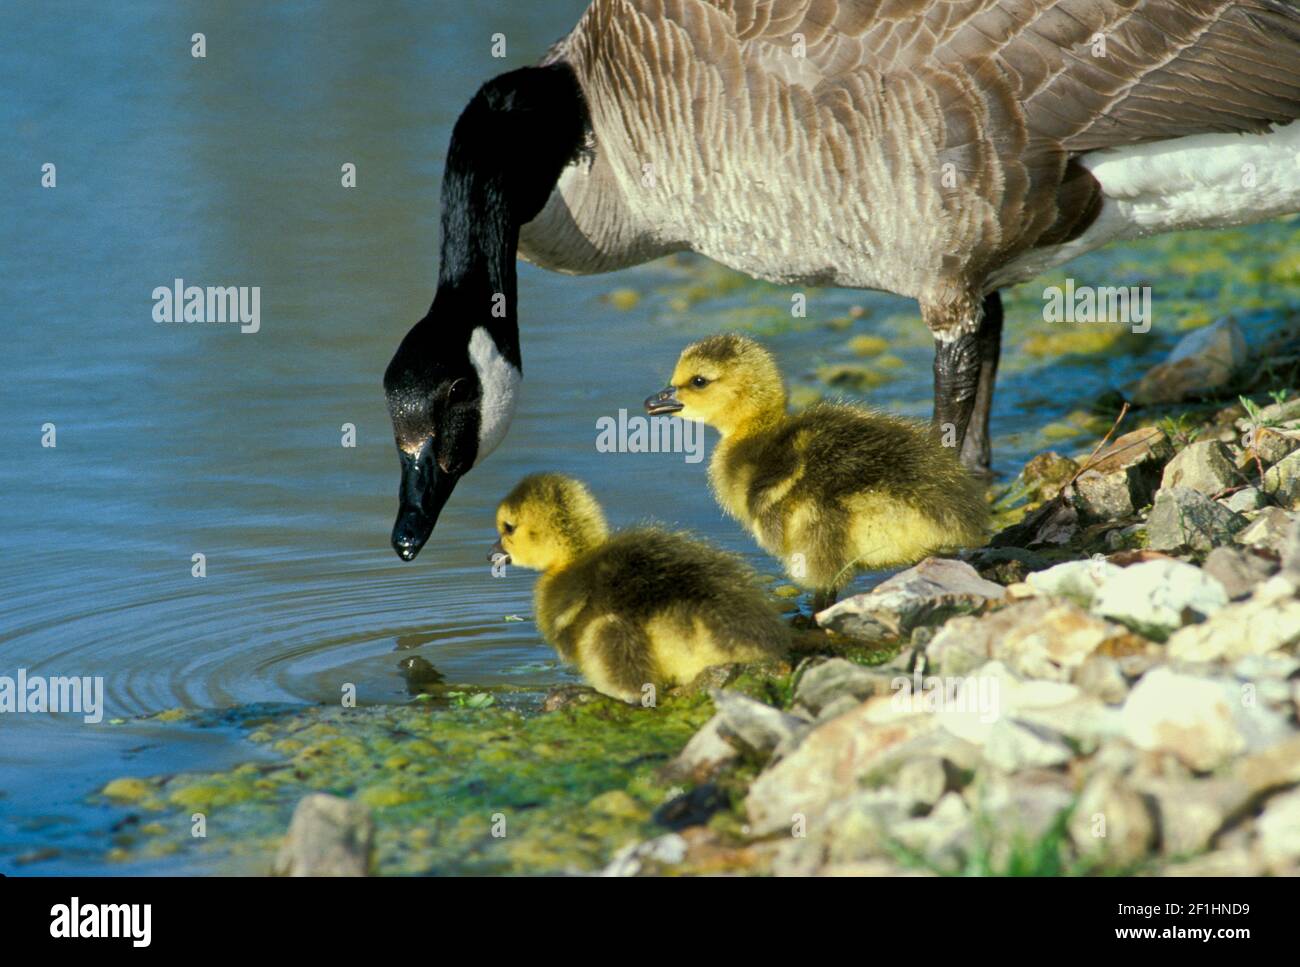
[
  {"left": 1160, "top": 440, "right": 1237, "bottom": 495},
  {"left": 1019, "top": 451, "right": 1080, "bottom": 503},
  {"left": 1263, "top": 450, "right": 1300, "bottom": 510},
  {"left": 1145, "top": 486, "right": 1248, "bottom": 552}
]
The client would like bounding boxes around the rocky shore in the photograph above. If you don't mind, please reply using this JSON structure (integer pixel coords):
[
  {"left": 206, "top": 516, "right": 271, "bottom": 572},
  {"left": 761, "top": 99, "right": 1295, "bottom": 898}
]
[
  {"left": 98, "top": 316, "right": 1300, "bottom": 876},
  {"left": 597, "top": 322, "right": 1300, "bottom": 877}
]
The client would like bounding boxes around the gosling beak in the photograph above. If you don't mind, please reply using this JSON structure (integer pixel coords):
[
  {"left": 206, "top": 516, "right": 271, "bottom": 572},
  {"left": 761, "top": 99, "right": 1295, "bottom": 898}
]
[
  {"left": 391, "top": 443, "right": 459, "bottom": 561},
  {"left": 645, "top": 386, "right": 684, "bottom": 415},
  {"left": 488, "top": 538, "right": 510, "bottom": 565}
]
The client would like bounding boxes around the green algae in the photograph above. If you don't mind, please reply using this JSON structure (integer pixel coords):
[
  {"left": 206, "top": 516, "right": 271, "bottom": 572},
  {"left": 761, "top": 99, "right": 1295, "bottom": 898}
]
[
  {"left": 605, "top": 288, "right": 642, "bottom": 311},
  {"left": 101, "top": 777, "right": 155, "bottom": 803},
  {"left": 97, "top": 694, "right": 718, "bottom": 875},
  {"left": 846, "top": 334, "right": 890, "bottom": 357},
  {"left": 816, "top": 363, "right": 894, "bottom": 391}
]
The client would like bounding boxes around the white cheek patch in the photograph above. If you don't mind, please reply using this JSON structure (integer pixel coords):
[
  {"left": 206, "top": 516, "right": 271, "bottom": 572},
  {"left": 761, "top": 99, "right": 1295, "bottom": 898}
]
[{"left": 468, "top": 326, "right": 522, "bottom": 466}]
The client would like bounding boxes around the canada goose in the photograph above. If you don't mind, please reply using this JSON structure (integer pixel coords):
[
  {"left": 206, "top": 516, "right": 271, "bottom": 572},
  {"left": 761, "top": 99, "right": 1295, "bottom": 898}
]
[
  {"left": 384, "top": 0, "right": 1300, "bottom": 559},
  {"left": 646, "top": 334, "right": 988, "bottom": 610},
  {"left": 490, "top": 473, "right": 789, "bottom": 702}
]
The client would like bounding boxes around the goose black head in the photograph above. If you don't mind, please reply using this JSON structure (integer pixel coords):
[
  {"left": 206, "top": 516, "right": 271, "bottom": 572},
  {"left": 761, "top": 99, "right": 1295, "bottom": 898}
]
[
  {"left": 384, "top": 313, "right": 520, "bottom": 561},
  {"left": 382, "top": 62, "right": 586, "bottom": 561}
]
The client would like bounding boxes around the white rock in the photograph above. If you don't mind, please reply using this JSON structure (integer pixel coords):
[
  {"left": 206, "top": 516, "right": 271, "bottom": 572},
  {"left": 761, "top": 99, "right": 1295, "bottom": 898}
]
[
  {"left": 601, "top": 834, "right": 688, "bottom": 876},
  {"left": 1025, "top": 558, "right": 1123, "bottom": 606},
  {"left": 1235, "top": 506, "right": 1296, "bottom": 553},
  {"left": 1120, "top": 668, "right": 1244, "bottom": 771},
  {"left": 1166, "top": 597, "right": 1300, "bottom": 662},
  {"left": 984, "top": 719, "right": 1074, "bottom": 771},
  {"left": 1092, "top": 559, "right": 1228, "bottom": 639},
  {"left": 1068, "top": 772, "right": 1157, "bottom": 868},
  {"left": 890, "top": 792, "right": 973, "bottom": 870},
  {"left": 816, "top": 557, "right": 1005, "bottom": 639},
  {"left": 937, "top": 661, "right": 1079, "bottom": 746},
  {"left": 895, "top": 757, "right": 951, "bottom": 809},
  {"left": 995, "top": 603, "right": 1134, "bottom": 680},
  {"left": 744, "top": 705, "right": 938, "bottom": 836},
  {"left": 666, "top": 713, "right": 738, "bottom": 780},
  {"left": 1232, "top": 653, "right": 1300, "bottom": 681},
  {"left": 273, "top": 794, "right": 374, "bottom": 877},
  {"left": 1256, "top": 788, "right": 1300, "bottom": 869},
  {"left": 793, "top": 658, "right": 895, "bottom": 715},
  {"left": 710, "top": 689, "right": 809, "bottom": 760}
]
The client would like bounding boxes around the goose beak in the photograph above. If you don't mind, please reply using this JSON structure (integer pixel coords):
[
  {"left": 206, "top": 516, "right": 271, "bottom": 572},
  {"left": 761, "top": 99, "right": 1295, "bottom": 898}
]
[
  {"left": 488, "top": 538, "right": 510, "bottom": 565},
  {"left": 645, "top": 386, "right": 684, "bottom": 415},
  {"left": 391, "top": 444, "right": 459, "bottom": 561}
]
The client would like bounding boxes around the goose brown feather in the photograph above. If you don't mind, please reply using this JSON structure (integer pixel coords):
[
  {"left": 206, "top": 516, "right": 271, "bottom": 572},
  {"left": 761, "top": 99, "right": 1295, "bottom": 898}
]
[{"left": 524, "top": 0, "right": 1299, "bottom": 335}]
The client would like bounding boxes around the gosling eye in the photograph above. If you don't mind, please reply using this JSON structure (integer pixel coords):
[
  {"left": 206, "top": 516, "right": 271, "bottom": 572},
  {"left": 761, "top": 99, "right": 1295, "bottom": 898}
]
[
  {"left": 502, "top": 521, "right": 515, "bottom": 536},
  {"left": 690, "top": 375, "right": 711, "bottom": 389}
]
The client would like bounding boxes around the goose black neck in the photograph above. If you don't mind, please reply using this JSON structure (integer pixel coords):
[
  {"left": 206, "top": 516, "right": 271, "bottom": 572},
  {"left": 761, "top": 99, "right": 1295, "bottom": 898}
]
[{"left": 434, "top": 63, "right": 589, "bottom": 365}]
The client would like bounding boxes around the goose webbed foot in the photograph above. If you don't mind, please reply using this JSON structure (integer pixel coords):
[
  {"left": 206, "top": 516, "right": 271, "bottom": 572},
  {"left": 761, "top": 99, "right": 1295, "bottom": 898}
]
[
  {"left": 932, "top": 291, "right": 1002, "bottom": 477},
  {"left": 958, "top": 291, "right": 1003, "bottom": 477}
]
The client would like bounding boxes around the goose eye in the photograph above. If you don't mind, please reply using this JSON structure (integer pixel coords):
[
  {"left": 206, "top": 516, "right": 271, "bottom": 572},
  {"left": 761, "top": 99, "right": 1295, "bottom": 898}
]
[
  {"left": 447, "top": 378, "right": 472, "bottom": 404},
  {"left": 502, "top": 522, "right": 515, "bottom": 535},
  {"left": 690, "top": 375, "right": 710, "bottom": 389}
]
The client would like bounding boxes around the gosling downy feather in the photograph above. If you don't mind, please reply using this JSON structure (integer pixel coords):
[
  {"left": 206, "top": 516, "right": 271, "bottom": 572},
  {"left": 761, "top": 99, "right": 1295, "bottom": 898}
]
[
  {"left": 385, "top": 0, "right": 1300, "bottom": 556},
  {"left": 493, "top": 473, "right": 789, "bottom": 703},
  {"left": 648, "top": 334, "right": 988, "bottom": 607}
]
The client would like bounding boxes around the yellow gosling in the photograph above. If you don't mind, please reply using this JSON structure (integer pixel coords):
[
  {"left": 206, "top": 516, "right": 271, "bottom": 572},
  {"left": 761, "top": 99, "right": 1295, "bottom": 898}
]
[
  {"left": 491, "top": 473, "right": 789, "bottom": 703},
  {"left": 646, "top": 333, "right": 988, "bottom": 610}
]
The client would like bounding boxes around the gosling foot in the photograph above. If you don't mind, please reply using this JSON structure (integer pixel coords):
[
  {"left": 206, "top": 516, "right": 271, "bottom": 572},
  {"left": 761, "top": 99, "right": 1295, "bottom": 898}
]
[{"left": 811, "top": 589, "right": 838, "bottom": 614}]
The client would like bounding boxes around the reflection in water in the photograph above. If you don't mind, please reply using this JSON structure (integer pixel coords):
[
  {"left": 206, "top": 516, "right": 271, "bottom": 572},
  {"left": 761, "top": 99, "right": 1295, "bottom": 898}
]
[{"left": 397, "top": 655, "right": 444, "bottom": 695}]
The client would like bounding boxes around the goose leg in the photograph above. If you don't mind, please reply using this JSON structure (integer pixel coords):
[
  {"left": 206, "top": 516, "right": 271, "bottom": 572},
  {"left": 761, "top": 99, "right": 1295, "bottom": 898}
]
[
  {"left": 959, "top": 291, "right": 1002, "bottom": 476},
  {"left": 932, "top": 291, "right": 1002, "bottom": 476}
]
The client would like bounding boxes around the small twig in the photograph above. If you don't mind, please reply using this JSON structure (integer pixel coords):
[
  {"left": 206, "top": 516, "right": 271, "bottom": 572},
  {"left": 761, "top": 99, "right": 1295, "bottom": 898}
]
[
  {"left": 1066, "top": 401, "right": 1131, "bottom": 489},
  {"left": 1251, "top": 440, "right": 1266, "bottom": 491}
]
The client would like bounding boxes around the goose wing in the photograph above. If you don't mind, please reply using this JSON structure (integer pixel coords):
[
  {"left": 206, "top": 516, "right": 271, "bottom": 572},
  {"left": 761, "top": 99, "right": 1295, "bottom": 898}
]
[
  {"left": 714, "top": 0, "right": 1300, "bottom": 151},
  {"left": 568, "top": 1, "right": 1298, "bottom": 295}
]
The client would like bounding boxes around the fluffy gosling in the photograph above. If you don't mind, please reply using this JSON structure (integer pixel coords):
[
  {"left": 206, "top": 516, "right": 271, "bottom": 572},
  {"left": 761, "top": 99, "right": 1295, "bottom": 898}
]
[
  {"left": 491, "top": 473, "right": 789, "bottom": 703},
  {"left": 646, "top": 333, "right": 988, "bottom": 610}
]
